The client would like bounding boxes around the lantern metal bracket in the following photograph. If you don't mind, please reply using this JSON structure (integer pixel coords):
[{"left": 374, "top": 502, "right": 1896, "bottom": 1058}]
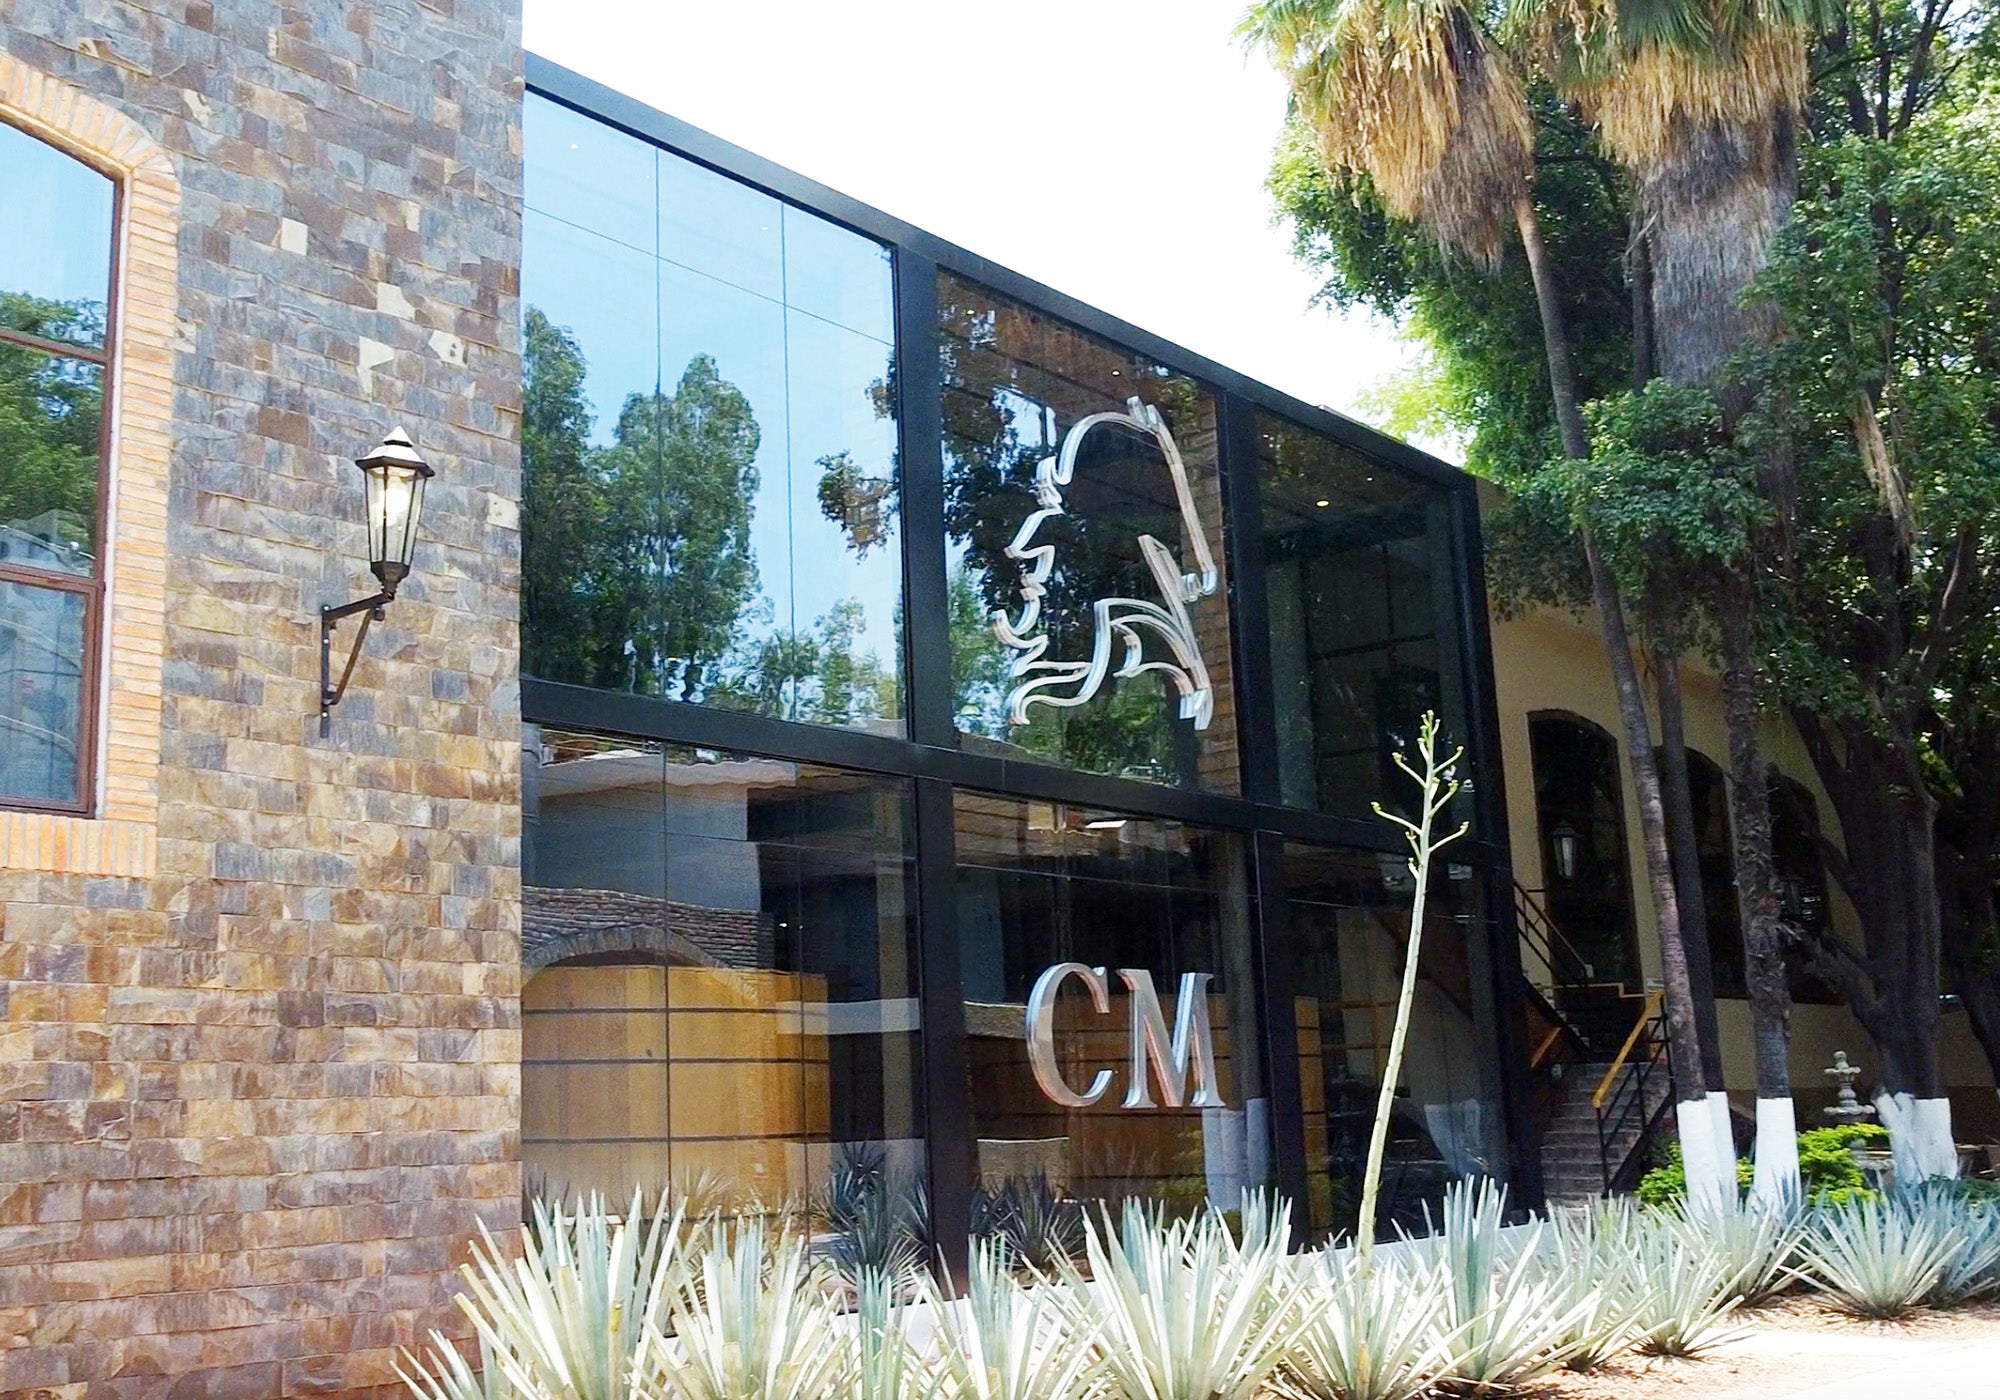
[{"left": 319, "top": 590, "right": 392, "bottom": 736}]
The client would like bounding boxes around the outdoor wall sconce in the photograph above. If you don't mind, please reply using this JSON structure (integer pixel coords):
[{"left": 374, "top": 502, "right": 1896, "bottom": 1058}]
[
  {"left": 1549, "top": 819, "right": 1582, "bottom": 882},
  {"left": 319, "top": 428, "right": 433, "bottom": 736}
]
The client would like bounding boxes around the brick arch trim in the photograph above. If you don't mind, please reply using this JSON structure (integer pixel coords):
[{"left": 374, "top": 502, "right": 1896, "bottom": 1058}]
[{"left": 0, "top": 55, "right": 178, "bottom": 877}]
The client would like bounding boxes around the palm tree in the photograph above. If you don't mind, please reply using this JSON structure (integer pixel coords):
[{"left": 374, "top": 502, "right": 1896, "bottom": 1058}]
[
  {"left": 1515, "top": 0, "right": 1825, "bottom": 1203},
  {"left": 1243, "top": 0, "right": 1734, "bottom": 1208}
]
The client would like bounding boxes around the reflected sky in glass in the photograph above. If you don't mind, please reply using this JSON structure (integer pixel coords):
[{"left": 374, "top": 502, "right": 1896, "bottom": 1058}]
[
  {"left": 523, "top": 94, "right": 901, "bottom": 728},
  {"left": 0, "top": 122, "right": 113, "bottom": 342}
]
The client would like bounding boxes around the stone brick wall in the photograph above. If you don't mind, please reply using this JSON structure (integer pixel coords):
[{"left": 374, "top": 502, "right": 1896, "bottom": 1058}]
[{"left": 0, "top": 2, "right": 523, "bottom": 1395}]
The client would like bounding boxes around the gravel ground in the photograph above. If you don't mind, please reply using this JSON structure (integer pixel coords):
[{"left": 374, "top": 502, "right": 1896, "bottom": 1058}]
[{"left": 1528, "top": 1298, "right": 2000, "bottom": 1398}]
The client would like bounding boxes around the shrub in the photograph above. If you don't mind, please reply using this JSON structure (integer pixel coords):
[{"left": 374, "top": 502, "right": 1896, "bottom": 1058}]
[
  {"left": 1637, "top": 1124, "right": 1891, "bottom": 1208},
  {"left": 1628, "top": 1225, "right": 1742, "bottom": 1357}
]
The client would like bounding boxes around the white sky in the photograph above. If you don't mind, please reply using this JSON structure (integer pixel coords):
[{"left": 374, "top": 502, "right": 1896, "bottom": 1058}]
[{"left": 522, "top": 0, "right": 1412, "bottom": 420}]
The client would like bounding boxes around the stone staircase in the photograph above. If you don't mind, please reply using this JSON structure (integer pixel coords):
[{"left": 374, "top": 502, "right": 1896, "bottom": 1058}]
[{"left": 1540, "top": 1060, "right": 1674, "bottom": 1203}]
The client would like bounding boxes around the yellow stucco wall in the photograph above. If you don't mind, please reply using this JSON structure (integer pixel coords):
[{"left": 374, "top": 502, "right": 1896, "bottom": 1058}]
[{"left": 1486, "top": 596, "right": 1997, "bottom": 1136}]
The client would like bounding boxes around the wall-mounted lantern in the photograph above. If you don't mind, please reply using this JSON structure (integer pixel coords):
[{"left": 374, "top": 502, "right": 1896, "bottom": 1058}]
[
  {"left": 1549, "top": 819, "right": 1582, "bottom": 883},
  {"left": 319, "top": 428, "right": 433, "bottom": 736}
]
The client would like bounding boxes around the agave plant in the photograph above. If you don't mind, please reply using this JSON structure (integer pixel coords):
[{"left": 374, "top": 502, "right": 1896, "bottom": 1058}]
[
  {"left": 1796, "top": 1194, "right": 1966, "bottom": 1319},
  {"left": 637, "top": 1217, "right": 849, "bottom": 1400},
  {"left": 848, "top": 1268, "right": 946, "bottom": 1400},
  {"left": 1629, "top": 1221, "right": 1741, "bottom": 1357},
  {"left": 1927, "top": 1192, "right": 2000, "bottom": 1304},
  {"left": 821, "top": 1148, "right": 928, "bottom": 1283},
  {"left": 1424, "top": 1179, "right": 1591, "bottom": 1390},
  {"left": 1276, "top": 1248, "right": 1460, "bottom": 1400},
  {"left": 973, "top": 1172, "right": 1087, "bottom": 1272},
  {"left": 398, "top": 1334, "right": 509, "bottom": 1400},
  {"left": 1669, "top": 1200, "right": 1803, "bottom": 1307},
  {"left": 408, "top": 1191, "right": 683, "bottom": 1400},
  {"left": 1542, "top": 1200, "right": 1647, "bottom": 1370},
  {"left": 1054, "top": 1198, "right": 1303, "bottom": 1400},
  {"left": 930, "top": 1238, "right": 1102, "bottom": 1400}
]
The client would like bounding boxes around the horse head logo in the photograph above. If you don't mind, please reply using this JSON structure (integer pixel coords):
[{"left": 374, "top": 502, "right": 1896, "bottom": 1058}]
[{"left": 991, "top": 396, "right": 1220, "bottom": 730}]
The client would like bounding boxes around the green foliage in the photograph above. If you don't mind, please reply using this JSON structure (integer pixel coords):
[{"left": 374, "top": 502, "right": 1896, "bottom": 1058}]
[
  {"left": 520, "top": 306, "right": 895, "bottom": 724},
  {"left": 1636, "top": 1141, "right": 1754, "bottom": 1208},
  {"left": 1514, "top": 381, "right": 1767, "bottom": 600}
]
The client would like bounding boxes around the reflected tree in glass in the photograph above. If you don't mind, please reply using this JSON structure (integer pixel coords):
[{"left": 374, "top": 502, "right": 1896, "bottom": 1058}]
[
  {"left": 521, "top": 307, "right": 763, "bottom": 700},
  {"left": 938, "top": 283, "right": 1218, "bottom": 782},
  {"left": 0, "top": 293, "right": 104, "bottom": 561}
]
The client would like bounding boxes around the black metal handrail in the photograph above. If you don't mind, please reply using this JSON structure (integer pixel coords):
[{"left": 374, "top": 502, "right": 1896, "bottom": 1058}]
[
  {"left": 1593, "top": 994, "right": 1672, "bottom": 1191},
  {"left": 1513, "top": 882, "right": 1596, "bottom": 991}
]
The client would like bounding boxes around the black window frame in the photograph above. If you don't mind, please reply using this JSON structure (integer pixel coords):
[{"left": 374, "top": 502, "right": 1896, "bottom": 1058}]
[
  {"left": 520, "top": 55, "right": 1536, "bottom": 1248},
  {"left": 0, "top": 120, "right": 120, "bottom": 818}
]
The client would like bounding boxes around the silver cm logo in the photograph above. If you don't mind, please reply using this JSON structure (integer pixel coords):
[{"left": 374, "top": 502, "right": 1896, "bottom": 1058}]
[{"left": 1023, "top": 962, "right": 1225, "bottom": 1109}]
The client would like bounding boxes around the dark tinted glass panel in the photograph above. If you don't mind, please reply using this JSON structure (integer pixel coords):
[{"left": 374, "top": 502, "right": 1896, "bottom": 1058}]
[
  {"left": 940, "top": 273, "right": 1238, "bottom": 792},
  {"left": 521, "top": 725, "right": 923, "bottom": 1223},
  {"left": 1529, "top": 715, "right": 1639, "bottom": 987},
  {"left": 1258, "top": 413, "right": 1466, "bottom": 817},
  {"left": 0, "top": 580, "right": 87, "bottom": 805},
  {"left": 1771, "top": 775, "right": 1841, "bottom": 1004},
  {"left": 0, "top": 346, "right": 102, "bottom": 577},
  {"left": 521, "top": 95, "right": 902, "bottom": 731},
  {"left": 1283, "top": 842, "right": 1504, "bottom": 1242},
  {"left": 955, "top": 791, "right": 1264, "bottom": 1236},
  {"left": 0, "top": 122, "right": 112, "bottom": 352}
]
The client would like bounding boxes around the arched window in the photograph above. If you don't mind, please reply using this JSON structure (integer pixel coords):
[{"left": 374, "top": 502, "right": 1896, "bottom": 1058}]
[
  {"left": 1528, "top": 713, "right": 1638, "bottom": 986},
  {"left": 0, "top": 118, "right": 116, "bottom": 813},
  {"left": 1682, "top": 750, "right": 1747, "bottom": 997},
  {"left": 1770, "top": 773, "right": 1841, "bottom": 1004}
]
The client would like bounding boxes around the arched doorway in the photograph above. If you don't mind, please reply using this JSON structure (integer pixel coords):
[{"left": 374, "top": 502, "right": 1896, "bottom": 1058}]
[{"left": 1528, "top": 714, "right": 1639, "bottom": 987}]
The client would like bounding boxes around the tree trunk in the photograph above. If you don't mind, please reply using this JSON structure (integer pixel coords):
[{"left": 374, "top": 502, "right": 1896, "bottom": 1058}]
[
  {"left": 1513, "top": 193, "right": 1725, "bottom": 1201},
  {"left": 1792, "top": 709, "right": 1956, "bottom": 1176},
  {"left": 1652, "top": 630, "right": 1727, "bottom": 1093},
  {"left": 1715, "top": 582, "right": 1799, "bottom": 1203}
]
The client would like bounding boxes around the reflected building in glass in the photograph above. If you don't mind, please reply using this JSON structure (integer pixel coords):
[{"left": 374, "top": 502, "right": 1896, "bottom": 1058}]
[{"left": 517, "top": 64, "right": 1527, "bottom": 1256}]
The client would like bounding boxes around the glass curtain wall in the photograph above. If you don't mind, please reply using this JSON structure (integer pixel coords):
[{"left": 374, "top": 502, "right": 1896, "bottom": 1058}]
[
  {"left": 1283, "top": 842, "right": 1504, "bottom": 1241},
  {"left": 1257, "top": 412, "right": 1467, "bottom": 819},
  {"left": 521, "top": 725, "right": 923, "bottom": 1229},
  {"left": 515, "top": 73, "right": 1519, "bottom": 1258},
  {"left": 954, "top": 792, "right": 1267, "bottom": 1226},
  {"left": 938, "top": 274, "right": 1240, "bottom": 792},
  {"left": 521, "top": 94, "right": 904, "bottom": 730}
]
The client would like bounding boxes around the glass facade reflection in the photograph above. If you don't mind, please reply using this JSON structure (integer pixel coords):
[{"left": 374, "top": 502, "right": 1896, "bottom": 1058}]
[
  {"left": 956, "top": 795, "right": 1265, "bottom": 1223},
  {"left": 1283, "top": 843, "right": 1504, "bottom": 1241},
  {"left": 516, "top": 75, "right": 1518, "bottom": 1258},
  {"left": 1259, "top": 412, "right": 1469, "bottom": 818},
  {"left": 940, "top": 275, "right": 1239, "bottom": 792},
  {"left": 521, "top": 726, "right": 923, "bottom": 1216},
  {"left": 522, "top": 94, "right": 903, "bottom": 729},
  {"left": 0, "top": 120, "right": 112, "bottom": 813}
]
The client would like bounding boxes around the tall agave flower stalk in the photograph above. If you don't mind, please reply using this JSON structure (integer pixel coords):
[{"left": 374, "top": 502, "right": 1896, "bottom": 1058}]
[
  {"left": 401, "top": 1191, "right": 684, "bottom": 1400},
  {"left": 1358, "top": 712, "right": 1468, "bottom": 1266}
]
